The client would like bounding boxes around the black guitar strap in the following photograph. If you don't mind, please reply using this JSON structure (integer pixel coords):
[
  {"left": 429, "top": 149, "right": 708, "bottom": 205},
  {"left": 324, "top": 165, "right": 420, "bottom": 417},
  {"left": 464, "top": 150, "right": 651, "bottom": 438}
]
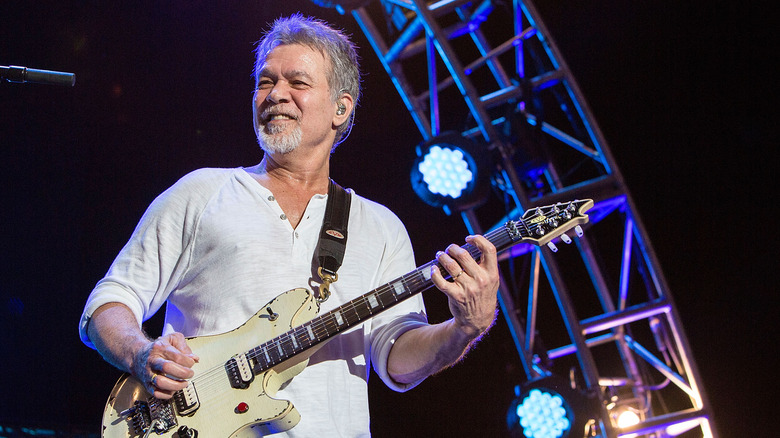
[{"left": 316, "top": 179, "right": 351, "bottom": 302}]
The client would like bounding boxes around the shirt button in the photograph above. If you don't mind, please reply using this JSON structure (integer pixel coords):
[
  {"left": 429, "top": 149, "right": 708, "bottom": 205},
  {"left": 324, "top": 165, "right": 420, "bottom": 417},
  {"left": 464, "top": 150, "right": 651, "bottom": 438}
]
[
  {"left": 294, "top": 232, "right": 299, "bottom": 238},
  {"left": 280, "top": 214, "right": 287, "bottom": 220},
  {"left": 268, "top": 195, "right": 275, "bottom": 201}
]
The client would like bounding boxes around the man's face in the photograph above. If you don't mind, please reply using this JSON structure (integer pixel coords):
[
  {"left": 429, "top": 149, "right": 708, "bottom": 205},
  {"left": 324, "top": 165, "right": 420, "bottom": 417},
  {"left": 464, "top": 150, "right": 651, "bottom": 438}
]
[{"left": 253, "top": 44, "right": 337, "bottom": 154}]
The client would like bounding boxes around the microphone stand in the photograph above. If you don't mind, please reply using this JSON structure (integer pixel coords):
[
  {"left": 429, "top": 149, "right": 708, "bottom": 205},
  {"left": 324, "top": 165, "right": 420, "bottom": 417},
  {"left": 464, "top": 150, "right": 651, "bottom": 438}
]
[{"left": 1, "top": 65, "right": 75, "bottom": 87}]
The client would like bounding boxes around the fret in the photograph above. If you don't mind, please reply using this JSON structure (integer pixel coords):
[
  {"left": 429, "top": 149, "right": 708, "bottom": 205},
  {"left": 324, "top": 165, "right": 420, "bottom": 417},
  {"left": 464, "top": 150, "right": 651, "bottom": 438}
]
[
  {"left": 392, "top": 280, "right": 406, "bottom": 297},
  {"left": 333, "top": 310, "right": 344, "bottom": 326},
  {"left": 323, "top": 312, "right": 340, "bottom": 334},
  {"left": 289, "top": 334, "right": 298, "bottom": 349},
  {"left": 292, "top": 325, "right": 310, "bottom": 349},
  {"left": 340, "top": 301, "right": 361, "bottom": 324},
  {"left": 375, "top": 285, "right": 396, "bottom": 307},
  {"left": 266, "top": 342, "right": 281, "bottom": 364},
  {"left": 410, "top": 267, "right": 430, "bottom": 290},
  {"left": 339, "top": 298, "right": 365, "bottom": 325},
  {"left": 280, "top": 334, "right": 297, "bottom": 355},
  {"left": 252, "top": 347, "right": 269, "bottom": 371},
  {"left": 420, "top": 265, "right": 432, "bottom": 281},
  {"left": 366, "top": 292, "right": 380, "bottom": 310},
  {"left": 352, "top": 294, "right": 374, "bottom": 318}
]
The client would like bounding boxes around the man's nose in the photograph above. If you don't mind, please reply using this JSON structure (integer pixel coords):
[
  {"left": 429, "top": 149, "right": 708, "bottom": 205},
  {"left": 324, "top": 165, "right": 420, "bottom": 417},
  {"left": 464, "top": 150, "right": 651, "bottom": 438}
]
[{"left": 266, "top": 83, "right": 291, "bottom": 104}]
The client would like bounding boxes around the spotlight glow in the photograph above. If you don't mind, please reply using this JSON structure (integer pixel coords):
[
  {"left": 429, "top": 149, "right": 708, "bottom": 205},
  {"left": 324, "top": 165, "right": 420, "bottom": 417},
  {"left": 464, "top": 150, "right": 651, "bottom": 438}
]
[
  {"left": 616, "top": 409, "right": 640, "bottom": 429},
  {"left": 514, "top": 389, "right": 571, "bottom": 438},
  {"left": 417, "top": 145, "right": 473, "bottom": 198}
]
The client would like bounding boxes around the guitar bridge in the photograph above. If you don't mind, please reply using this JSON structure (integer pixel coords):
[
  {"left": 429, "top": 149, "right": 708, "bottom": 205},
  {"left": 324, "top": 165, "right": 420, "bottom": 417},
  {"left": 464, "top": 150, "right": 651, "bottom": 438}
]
[{"left": 122, "top": 398, "right": 177, "bottom": 436}]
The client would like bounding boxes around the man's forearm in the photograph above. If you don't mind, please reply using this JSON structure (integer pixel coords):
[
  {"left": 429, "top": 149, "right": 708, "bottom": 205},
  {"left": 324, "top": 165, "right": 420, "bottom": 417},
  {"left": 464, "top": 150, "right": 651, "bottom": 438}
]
[
  {"left": 87, "top": 302, "right": 150, "bottom": 374},
  {"left": 387, "top": 235, "right": 500, "bottom": 384},
  {"left": 386, "top": 318, "right": 479, "bottom": 384}
]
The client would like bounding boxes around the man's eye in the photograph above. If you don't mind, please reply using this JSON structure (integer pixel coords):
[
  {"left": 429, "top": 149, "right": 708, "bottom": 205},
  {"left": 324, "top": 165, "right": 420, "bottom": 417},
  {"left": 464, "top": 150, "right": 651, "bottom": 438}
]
[{"left": 258, "top": 79, "right": 274, "bottom": 88}]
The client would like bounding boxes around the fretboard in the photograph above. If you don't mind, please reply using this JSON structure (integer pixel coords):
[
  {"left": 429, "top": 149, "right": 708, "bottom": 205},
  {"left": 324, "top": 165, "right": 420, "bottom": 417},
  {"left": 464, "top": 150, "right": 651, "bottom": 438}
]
[
  {"left": 241, "top": 198, "right": 593, "bottom": 374},
  {"left": 245, "top": 219, "right": 528, "bottom": 373}
]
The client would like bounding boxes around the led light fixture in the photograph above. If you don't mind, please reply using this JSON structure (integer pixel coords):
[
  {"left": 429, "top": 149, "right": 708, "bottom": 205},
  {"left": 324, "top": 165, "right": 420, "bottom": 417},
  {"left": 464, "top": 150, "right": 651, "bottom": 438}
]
[
  {"left": 410, "top": 132, "right": 490, "bottom": 213},
  {"left": 515, "top": 388, "right": 571, "bottom": 438},
  {"left": 507, "top": 375, "right": 600, "bottom": 438}
]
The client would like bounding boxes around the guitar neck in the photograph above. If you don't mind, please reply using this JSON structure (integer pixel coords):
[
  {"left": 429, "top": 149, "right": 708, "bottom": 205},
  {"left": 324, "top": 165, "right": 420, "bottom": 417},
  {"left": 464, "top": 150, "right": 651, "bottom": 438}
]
[
  {"left": 244, "top": 221, "right": 524, "bottom": 373},
  {"left": 244, "top": 199, "right": 592, "bottom": 374}
]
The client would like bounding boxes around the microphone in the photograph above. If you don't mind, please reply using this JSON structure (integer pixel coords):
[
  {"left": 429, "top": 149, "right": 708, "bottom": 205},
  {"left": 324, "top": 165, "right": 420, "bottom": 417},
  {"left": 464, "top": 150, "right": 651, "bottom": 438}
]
[{"left": 1, "top": 65, "right": 75, "bottom": 87}]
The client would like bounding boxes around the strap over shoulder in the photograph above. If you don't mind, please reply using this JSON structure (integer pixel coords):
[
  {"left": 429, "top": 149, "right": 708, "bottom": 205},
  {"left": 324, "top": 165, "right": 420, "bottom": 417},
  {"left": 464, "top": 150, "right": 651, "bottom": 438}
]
[{"left": 316, "top": 180, "right": 351, "bottom": 302}]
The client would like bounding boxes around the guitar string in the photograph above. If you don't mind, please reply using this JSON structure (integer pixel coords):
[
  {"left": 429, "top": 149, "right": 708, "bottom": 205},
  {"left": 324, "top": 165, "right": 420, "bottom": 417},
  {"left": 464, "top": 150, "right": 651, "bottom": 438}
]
[
  {"left": 167, "top": 263, "right": 425, "bottom": 399},
  {"left": 170, "top": 271, "right": 435, "bottom": 401},
  {"left": 220, "top": 216, "right": 529, "bottom": 374},
  {"left": 163, "top": 208, "right": 580, "bottom": 405}
]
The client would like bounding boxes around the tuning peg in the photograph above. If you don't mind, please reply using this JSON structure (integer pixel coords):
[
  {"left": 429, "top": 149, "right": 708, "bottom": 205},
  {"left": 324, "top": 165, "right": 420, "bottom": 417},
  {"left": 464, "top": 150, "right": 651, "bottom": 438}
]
[
  {"left": 560, "top": 233, "right": 572, "bottom": 244},
  {"left": 575, "top": 225, "right": 583, "bottom": 237},
  {"left": 547, "top": 241, "right": 558, "bottom": 252}
]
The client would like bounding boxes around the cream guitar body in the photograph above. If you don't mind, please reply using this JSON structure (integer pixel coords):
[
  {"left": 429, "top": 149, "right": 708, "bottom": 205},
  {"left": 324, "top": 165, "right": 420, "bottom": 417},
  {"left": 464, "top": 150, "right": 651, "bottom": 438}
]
[{"left": 102, "top": 288, "right": 319, "bottom": 437}]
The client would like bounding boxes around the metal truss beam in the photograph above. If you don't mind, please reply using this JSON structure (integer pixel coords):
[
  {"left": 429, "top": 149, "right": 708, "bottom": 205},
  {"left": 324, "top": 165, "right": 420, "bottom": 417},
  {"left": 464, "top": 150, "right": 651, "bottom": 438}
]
[{"left": 333, "top": 0, "right": 718, "bottom": 436}]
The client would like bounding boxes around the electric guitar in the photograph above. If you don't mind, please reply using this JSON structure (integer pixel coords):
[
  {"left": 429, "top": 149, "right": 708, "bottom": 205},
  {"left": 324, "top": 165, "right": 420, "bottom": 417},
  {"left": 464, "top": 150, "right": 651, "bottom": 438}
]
[{"left": 101, "top": 199, "right": 593, "bottom": 438}]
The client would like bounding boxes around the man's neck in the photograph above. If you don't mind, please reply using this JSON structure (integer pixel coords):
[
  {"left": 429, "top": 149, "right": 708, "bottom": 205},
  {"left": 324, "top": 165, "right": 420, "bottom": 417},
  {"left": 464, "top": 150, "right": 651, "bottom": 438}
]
[{"left": 251, "top": 153, "right": 331, "bottom": 195}]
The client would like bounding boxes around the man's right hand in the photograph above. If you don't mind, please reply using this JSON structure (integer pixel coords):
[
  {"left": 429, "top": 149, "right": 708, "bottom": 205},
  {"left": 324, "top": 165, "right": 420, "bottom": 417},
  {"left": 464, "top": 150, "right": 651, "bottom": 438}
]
[
  {"left": 133, "top": 332, "right": 199, "bottom": 399},
  {"left": 87, "top": 302, "right": 199, "bottom": 400}
]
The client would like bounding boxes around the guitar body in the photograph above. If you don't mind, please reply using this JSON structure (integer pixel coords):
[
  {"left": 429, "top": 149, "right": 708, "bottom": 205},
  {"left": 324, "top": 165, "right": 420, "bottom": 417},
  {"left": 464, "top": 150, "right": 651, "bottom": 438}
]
[{"left": 102, "top": 288, "right": 319, "bottom": 438}]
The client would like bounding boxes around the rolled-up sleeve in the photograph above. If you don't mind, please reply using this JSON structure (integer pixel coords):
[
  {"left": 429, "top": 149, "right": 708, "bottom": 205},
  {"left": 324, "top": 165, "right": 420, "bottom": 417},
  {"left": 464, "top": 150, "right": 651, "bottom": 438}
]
[
  {"left": 364, "top": 201, "right": 431, "bottom": 392},
  {"left": 369, "top": 305, "right": 429, "bottom": 392}
]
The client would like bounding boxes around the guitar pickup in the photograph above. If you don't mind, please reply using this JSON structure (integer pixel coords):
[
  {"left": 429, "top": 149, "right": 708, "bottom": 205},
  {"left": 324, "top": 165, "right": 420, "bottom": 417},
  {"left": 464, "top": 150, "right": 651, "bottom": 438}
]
[
  {"left": 173, "top": 381, "right": 200, "bottom": 416},
  {"left": 226, "top": 353, "right": 255, "bottom": 389}
]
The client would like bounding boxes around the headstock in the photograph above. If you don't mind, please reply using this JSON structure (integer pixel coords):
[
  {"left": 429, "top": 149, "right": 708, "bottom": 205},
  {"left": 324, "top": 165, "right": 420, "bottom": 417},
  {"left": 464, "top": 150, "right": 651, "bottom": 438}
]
[{"left": 511, "top": 199, "right": 593, "bottom": 251}]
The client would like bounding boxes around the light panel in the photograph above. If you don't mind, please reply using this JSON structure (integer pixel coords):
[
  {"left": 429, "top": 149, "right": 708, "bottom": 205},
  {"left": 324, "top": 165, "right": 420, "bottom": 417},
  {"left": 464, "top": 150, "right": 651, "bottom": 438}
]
[
  {"left": 417, "top": 145, "right": 473, "bottom": 198},
  {"left": 515, "top": 388, "right": 571, "bottom": 438},
  {"left": 410, "top": 132, "right": 490, "bottom": 213},
  {"left": 507, "top": 376, "right": 600, "bottom": 438}
]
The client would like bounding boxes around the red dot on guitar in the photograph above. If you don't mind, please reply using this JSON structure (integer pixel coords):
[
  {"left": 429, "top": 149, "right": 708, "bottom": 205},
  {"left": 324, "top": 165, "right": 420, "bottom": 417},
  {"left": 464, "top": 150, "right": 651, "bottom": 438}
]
[{"left": 236, "top": 402, "right": 249, "bottom": 414}]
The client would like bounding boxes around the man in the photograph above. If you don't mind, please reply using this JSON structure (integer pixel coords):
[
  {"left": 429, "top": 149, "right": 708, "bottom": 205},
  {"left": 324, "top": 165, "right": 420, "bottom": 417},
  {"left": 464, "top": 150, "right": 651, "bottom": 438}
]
[{"left": 79, "top": 14, "right": 499, "bottom": 437}]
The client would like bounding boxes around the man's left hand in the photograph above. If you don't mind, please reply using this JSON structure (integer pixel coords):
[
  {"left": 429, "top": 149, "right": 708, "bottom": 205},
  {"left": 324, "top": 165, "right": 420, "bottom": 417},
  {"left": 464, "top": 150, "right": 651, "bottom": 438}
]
[{"left": 430, "top": 235, "right": 500, "bottom": 339}]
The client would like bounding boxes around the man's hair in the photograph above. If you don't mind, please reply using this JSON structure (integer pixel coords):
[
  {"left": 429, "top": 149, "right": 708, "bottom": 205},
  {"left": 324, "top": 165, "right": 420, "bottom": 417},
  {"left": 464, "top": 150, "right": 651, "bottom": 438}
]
[{"left": 253, "top": 14, "right": 361, "bottom": 147}]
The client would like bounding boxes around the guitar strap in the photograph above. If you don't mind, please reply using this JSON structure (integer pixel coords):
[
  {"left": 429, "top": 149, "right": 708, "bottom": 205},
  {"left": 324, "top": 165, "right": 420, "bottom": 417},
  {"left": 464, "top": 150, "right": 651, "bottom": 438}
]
[{"left": 316, "top": 179, "right": 351, "bottom": 302}]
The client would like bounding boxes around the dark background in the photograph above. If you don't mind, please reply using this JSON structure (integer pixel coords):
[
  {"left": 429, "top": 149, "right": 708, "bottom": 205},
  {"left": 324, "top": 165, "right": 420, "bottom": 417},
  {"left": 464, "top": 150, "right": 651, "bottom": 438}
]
[{"left": 0, "top": 1, "right": 774, "bottom": 436}]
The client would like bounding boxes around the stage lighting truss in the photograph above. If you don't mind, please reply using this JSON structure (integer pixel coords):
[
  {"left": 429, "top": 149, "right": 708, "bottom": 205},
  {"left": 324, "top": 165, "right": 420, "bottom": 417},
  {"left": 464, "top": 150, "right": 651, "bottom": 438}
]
[
  {"left": 410, "top": 132, "right": 490, "bottom": 214},
  {"left": 321, "top": 0, "right": 718, "bottom": 436}
]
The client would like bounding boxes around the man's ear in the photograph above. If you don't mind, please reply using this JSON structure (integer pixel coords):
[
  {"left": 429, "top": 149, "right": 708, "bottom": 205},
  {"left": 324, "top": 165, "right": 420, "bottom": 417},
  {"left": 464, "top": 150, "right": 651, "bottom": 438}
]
[{"left": 333, "top": 93, "right": 355, "bottom": 125}]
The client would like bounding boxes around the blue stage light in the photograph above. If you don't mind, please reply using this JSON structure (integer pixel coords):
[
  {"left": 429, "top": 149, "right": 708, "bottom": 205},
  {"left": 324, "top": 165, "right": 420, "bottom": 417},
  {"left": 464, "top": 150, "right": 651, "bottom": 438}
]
[
  {"left": 410, "top": 132, "right": 490, "bottom": 213},
  {"left": 417, "top": 145, "right": 473, "bottom": 198},
  {"left": 507, "top": 375, "right": 600, "bottom": 438},
  {"left": 514, "top": 389, "right": 571, "bottom": 438}
]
